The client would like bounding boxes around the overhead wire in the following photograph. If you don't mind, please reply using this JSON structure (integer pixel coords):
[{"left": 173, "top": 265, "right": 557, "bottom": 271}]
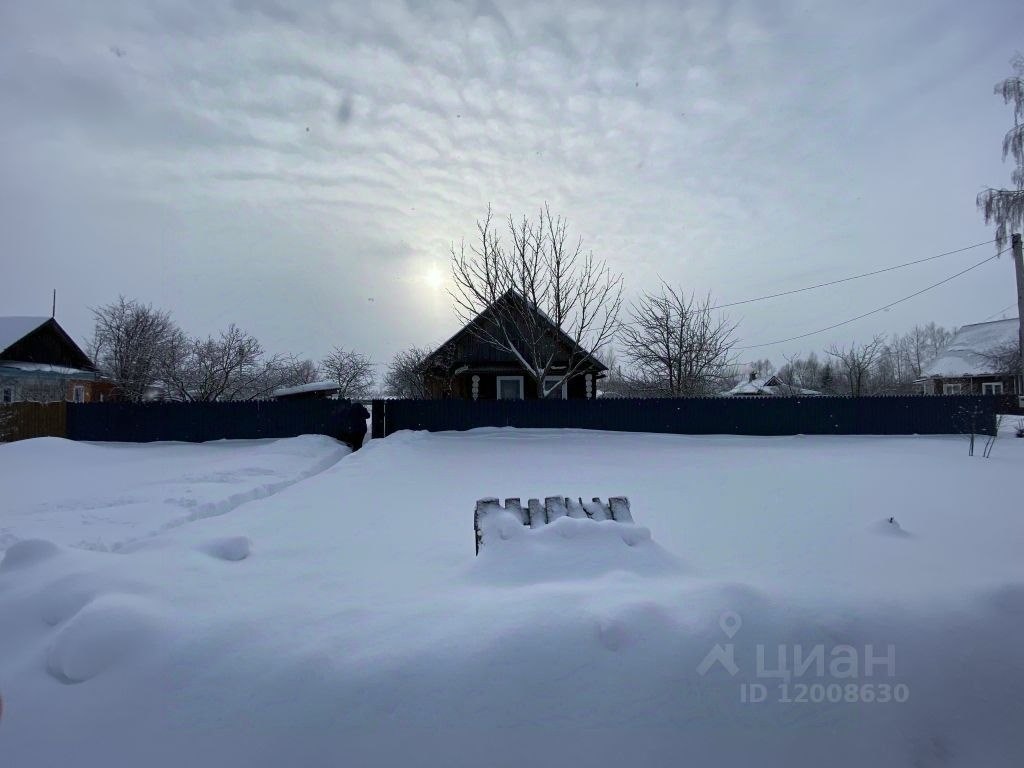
[
  {"left": 708, "top": 238, "right": 996, "bottom": 311},
  {"left": 735, "top": 247, "right": 1009, "bottom": 350}
]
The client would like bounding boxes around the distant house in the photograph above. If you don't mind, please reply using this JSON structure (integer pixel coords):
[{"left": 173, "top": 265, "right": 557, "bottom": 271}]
[
  {"left": 0, "top": 316, "right": 106, "bottom": 404},
  {"left": 721, "top": 372, "right": 820, "bottom": 397},
  {"left": 418, "top": 291, "right": 607, "bottom": 400},
  {"left": 917, "top": 318, "right": 1021, "bottom": 396},
  {"left": 271, "top": 381, "right": 342, "bottom": 400}
]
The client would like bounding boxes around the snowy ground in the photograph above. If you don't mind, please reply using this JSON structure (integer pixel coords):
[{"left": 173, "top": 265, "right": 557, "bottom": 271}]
[
  {"left": 0, "top": 436, "right": 350, "bottom": 552},
  {"left": 1, "top": 428, "right": 1022, "bottom": 766}
]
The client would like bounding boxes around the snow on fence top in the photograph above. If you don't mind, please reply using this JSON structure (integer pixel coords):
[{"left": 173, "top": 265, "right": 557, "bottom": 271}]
[{"left": 474, "top": 495, "right": 633, "bottom": 555}]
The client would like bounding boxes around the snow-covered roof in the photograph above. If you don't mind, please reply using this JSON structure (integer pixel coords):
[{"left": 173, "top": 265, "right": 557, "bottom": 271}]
[
  {"left": 272, "top": 381, "right": 340, "bottom": 398},
  {"left": 0, "top": 316, "right": 50, "bottom": 354},
  {"left": 0, "top": 362, "right": 96, "bottom": 377},
  {"left": 721, "top": 374, "right": 820, "bottom": 397},
  {"left": 920, "top": 318, "right": 1019, "bottom": 378}
]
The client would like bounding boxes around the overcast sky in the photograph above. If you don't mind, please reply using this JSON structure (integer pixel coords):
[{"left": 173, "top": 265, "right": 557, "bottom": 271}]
[{"left": 2, "top": 0, "right": 1022, "bottom": 371}]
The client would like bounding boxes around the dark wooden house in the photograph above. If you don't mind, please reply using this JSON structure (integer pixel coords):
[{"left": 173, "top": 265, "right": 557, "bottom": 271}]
[
  {"left": 0, "top": 316, "right": 104, "bottom": 404},
  {"left": 419, "top": 292, "right": 607, "bottom": 400}
]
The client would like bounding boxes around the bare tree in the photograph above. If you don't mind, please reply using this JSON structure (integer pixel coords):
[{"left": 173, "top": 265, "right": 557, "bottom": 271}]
[
  {"left": 383, "top": 346, "right": 432, "bottom": 398},
  {"left": 978, "top": 54, "right": 1024, "bottom": 249},
  {"left": 826, "top": 336, "right": 886, "bottom": 396},
  {"left": 159, "top": 324, "right": 301, "bottom": 401},
  {"left": 905, "top": 322, "right": 954, "bottom": 376},
  {"left": 290, "top": 359, "right": 320, "bottom": 385},
  {"left": 981, "top": 339, "right": 1022, "bottom": 377},
  {"left": 450, "top": 205, "right": 623, "bottom": 397},
  {"left": 778, "top": 352, "right": 823, "bottom": 391},
  {"left": 747, "top": 358, "right": 776, "bottom": 378},
  {"left": 594, "top": 347, "right": 635, "bottom": 397},
  {"left": 91, "top": 297, "right": 180, "bottom": 401},
  {"left": 321, "top": 347, "right": 375, "bottom": 399},
  {"left": 620, "top": 284, "right": 737, "bottom": 396}
]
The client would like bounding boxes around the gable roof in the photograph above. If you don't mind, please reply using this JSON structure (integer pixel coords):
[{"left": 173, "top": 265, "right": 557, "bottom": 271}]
[
  {"left": 721, "top": 374, "right": 820, "bottom": 396},
  {"left": 920, "top": 318, "right": 1019, "bottom": 378},
  {"left": 421, "top": 291, "right": 608, "bottom": 372},
  {"left": 0, "top": 316, "right": 96, "bottom": 371},
  {"left": 0, "top": 316, "right": 50, "bottom": 353}
]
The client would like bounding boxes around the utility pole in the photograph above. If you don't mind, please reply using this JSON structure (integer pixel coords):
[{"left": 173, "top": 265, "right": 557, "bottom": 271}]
[
  {"left": 51, "top": 289, "right": 56, "bottom": 319},
  {"left": 1014, "top": 233, "right": 1024, "bottom": 406}
]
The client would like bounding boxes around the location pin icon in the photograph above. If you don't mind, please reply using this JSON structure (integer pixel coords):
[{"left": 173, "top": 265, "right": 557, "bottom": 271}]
[{"left": 719, "top": 610, "right": 742, "bottom": 639}]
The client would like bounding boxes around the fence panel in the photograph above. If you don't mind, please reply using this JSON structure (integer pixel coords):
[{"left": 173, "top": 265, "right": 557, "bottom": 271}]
[
  {"left": 372, "top": 395, "right": 998, "bottom": 438},
  {"left": 67, "top": 399, "right": 355, "bottom": 443},
  {"left": 0, "top": 402, "right": 68, "bottom": 442}
]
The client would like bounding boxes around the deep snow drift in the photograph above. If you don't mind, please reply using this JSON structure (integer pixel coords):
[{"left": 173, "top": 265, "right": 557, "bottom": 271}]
[{"left": 0, "top": 429, "right": 1022, "bottom": 767}]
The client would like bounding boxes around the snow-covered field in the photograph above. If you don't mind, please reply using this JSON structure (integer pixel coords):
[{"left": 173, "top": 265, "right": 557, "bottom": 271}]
[
  {"left": 0, "top": 436, "right": 350, "bottom": 552},
  {"left": 1, "top": 428, "right": 1022, "bottom": 767}
]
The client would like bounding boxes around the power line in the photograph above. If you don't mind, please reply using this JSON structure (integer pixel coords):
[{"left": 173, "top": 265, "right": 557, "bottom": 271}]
[
  {"left": 735, "top": 248, "right": 1008, "bottom": 350},
  {"left": 982, "top": 303, "right": 1017, "bottom": 321},
  {"left": 710, "top": 238, "right": 996, "bottom": 311}
]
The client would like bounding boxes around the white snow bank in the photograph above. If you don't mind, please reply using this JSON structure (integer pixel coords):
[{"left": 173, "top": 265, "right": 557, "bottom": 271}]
[
  {"left": 473, "top": 512, "right": 682, "bottom": 583},
  {"left": 0, "top": 435, "right": 349, "bottom": 552},
  {"left": 0, "top": 428, "right": 1022, "bottom": 766}
]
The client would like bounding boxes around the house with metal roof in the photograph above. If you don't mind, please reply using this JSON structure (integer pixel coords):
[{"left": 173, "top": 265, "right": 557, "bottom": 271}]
[{"left": 917, "top": 318, "right": 1021, "bottom": 396}]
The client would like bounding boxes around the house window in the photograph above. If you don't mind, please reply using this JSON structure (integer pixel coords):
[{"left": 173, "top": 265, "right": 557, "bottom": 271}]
[
  {"left": 1, "top": 386, "right": 13, "bottom": 404},
  {"left": 496, "top": 376, "right": 524, "bottom": 400},
  {"left": 943, "top": 382, "right": 963, "bottom": 395},
  {"left": 542, "top": 376, "right": 568, "bottom": 399},
  {"left": 73, "top": 385, "right": 86, "bottom": 403},
  {"left": 982, "top": 382, "right": 1003, "bottom": 395}
]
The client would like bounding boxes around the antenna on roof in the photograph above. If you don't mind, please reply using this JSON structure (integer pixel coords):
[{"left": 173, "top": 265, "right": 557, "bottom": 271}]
[{"left": 51, "top": 289, "right": 57, "bottom": 318}]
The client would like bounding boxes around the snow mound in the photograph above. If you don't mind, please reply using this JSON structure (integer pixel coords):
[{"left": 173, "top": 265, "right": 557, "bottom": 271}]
[
  {"left": 471, "top": 512, "right": 682, "bottom": 583},
  {"left": 37, "top": 575, "right": 104, "bottom": 627},
  {"left": 46, "top": 594, "right": 165, "bottom": 684},
  {"left": 198, "top": 536, "right": 252, "bottom": 561},
  {"left": 0, "top": 538, "right": 62, "bottom": 570}
]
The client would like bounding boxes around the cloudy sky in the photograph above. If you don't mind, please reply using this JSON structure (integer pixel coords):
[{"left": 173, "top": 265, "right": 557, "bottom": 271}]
[{"left": 2, "top": 0, "right": 1022, "bottom": 371}]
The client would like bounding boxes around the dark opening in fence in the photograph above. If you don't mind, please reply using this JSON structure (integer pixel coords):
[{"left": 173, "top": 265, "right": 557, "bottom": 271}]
[
  {"left": 371, "top": 395, "right": 998, "bottom": 439},
  {"left": 66, "top": 399, "right": 357, "bottom": 444}
]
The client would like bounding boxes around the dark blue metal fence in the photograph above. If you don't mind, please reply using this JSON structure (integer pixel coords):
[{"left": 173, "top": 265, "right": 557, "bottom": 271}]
[
  {"left": 371, "top": 395, "right": 998, "bottom": 438},
  {"left": 67, "top": 399, "right": 355, "bottom": 443}
]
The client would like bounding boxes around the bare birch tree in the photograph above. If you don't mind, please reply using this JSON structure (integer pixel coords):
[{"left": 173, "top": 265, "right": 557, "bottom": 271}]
[
  {"left": 449, "top": 205, "right": 623, "bottom": 397},
  {"left": 620, "top": 284, "right": 738, "bottom": 396},
  {"left": 978, "top": 54, "right": 1024, "bottom": 249},
  {"left": 321, "top": 347, "right": 375, "bottom": 399}
]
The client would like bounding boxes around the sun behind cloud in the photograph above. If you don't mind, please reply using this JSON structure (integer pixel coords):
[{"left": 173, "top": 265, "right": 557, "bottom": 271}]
[{"left": 422, "top": 263, "right": 445, "bottom": 290}]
